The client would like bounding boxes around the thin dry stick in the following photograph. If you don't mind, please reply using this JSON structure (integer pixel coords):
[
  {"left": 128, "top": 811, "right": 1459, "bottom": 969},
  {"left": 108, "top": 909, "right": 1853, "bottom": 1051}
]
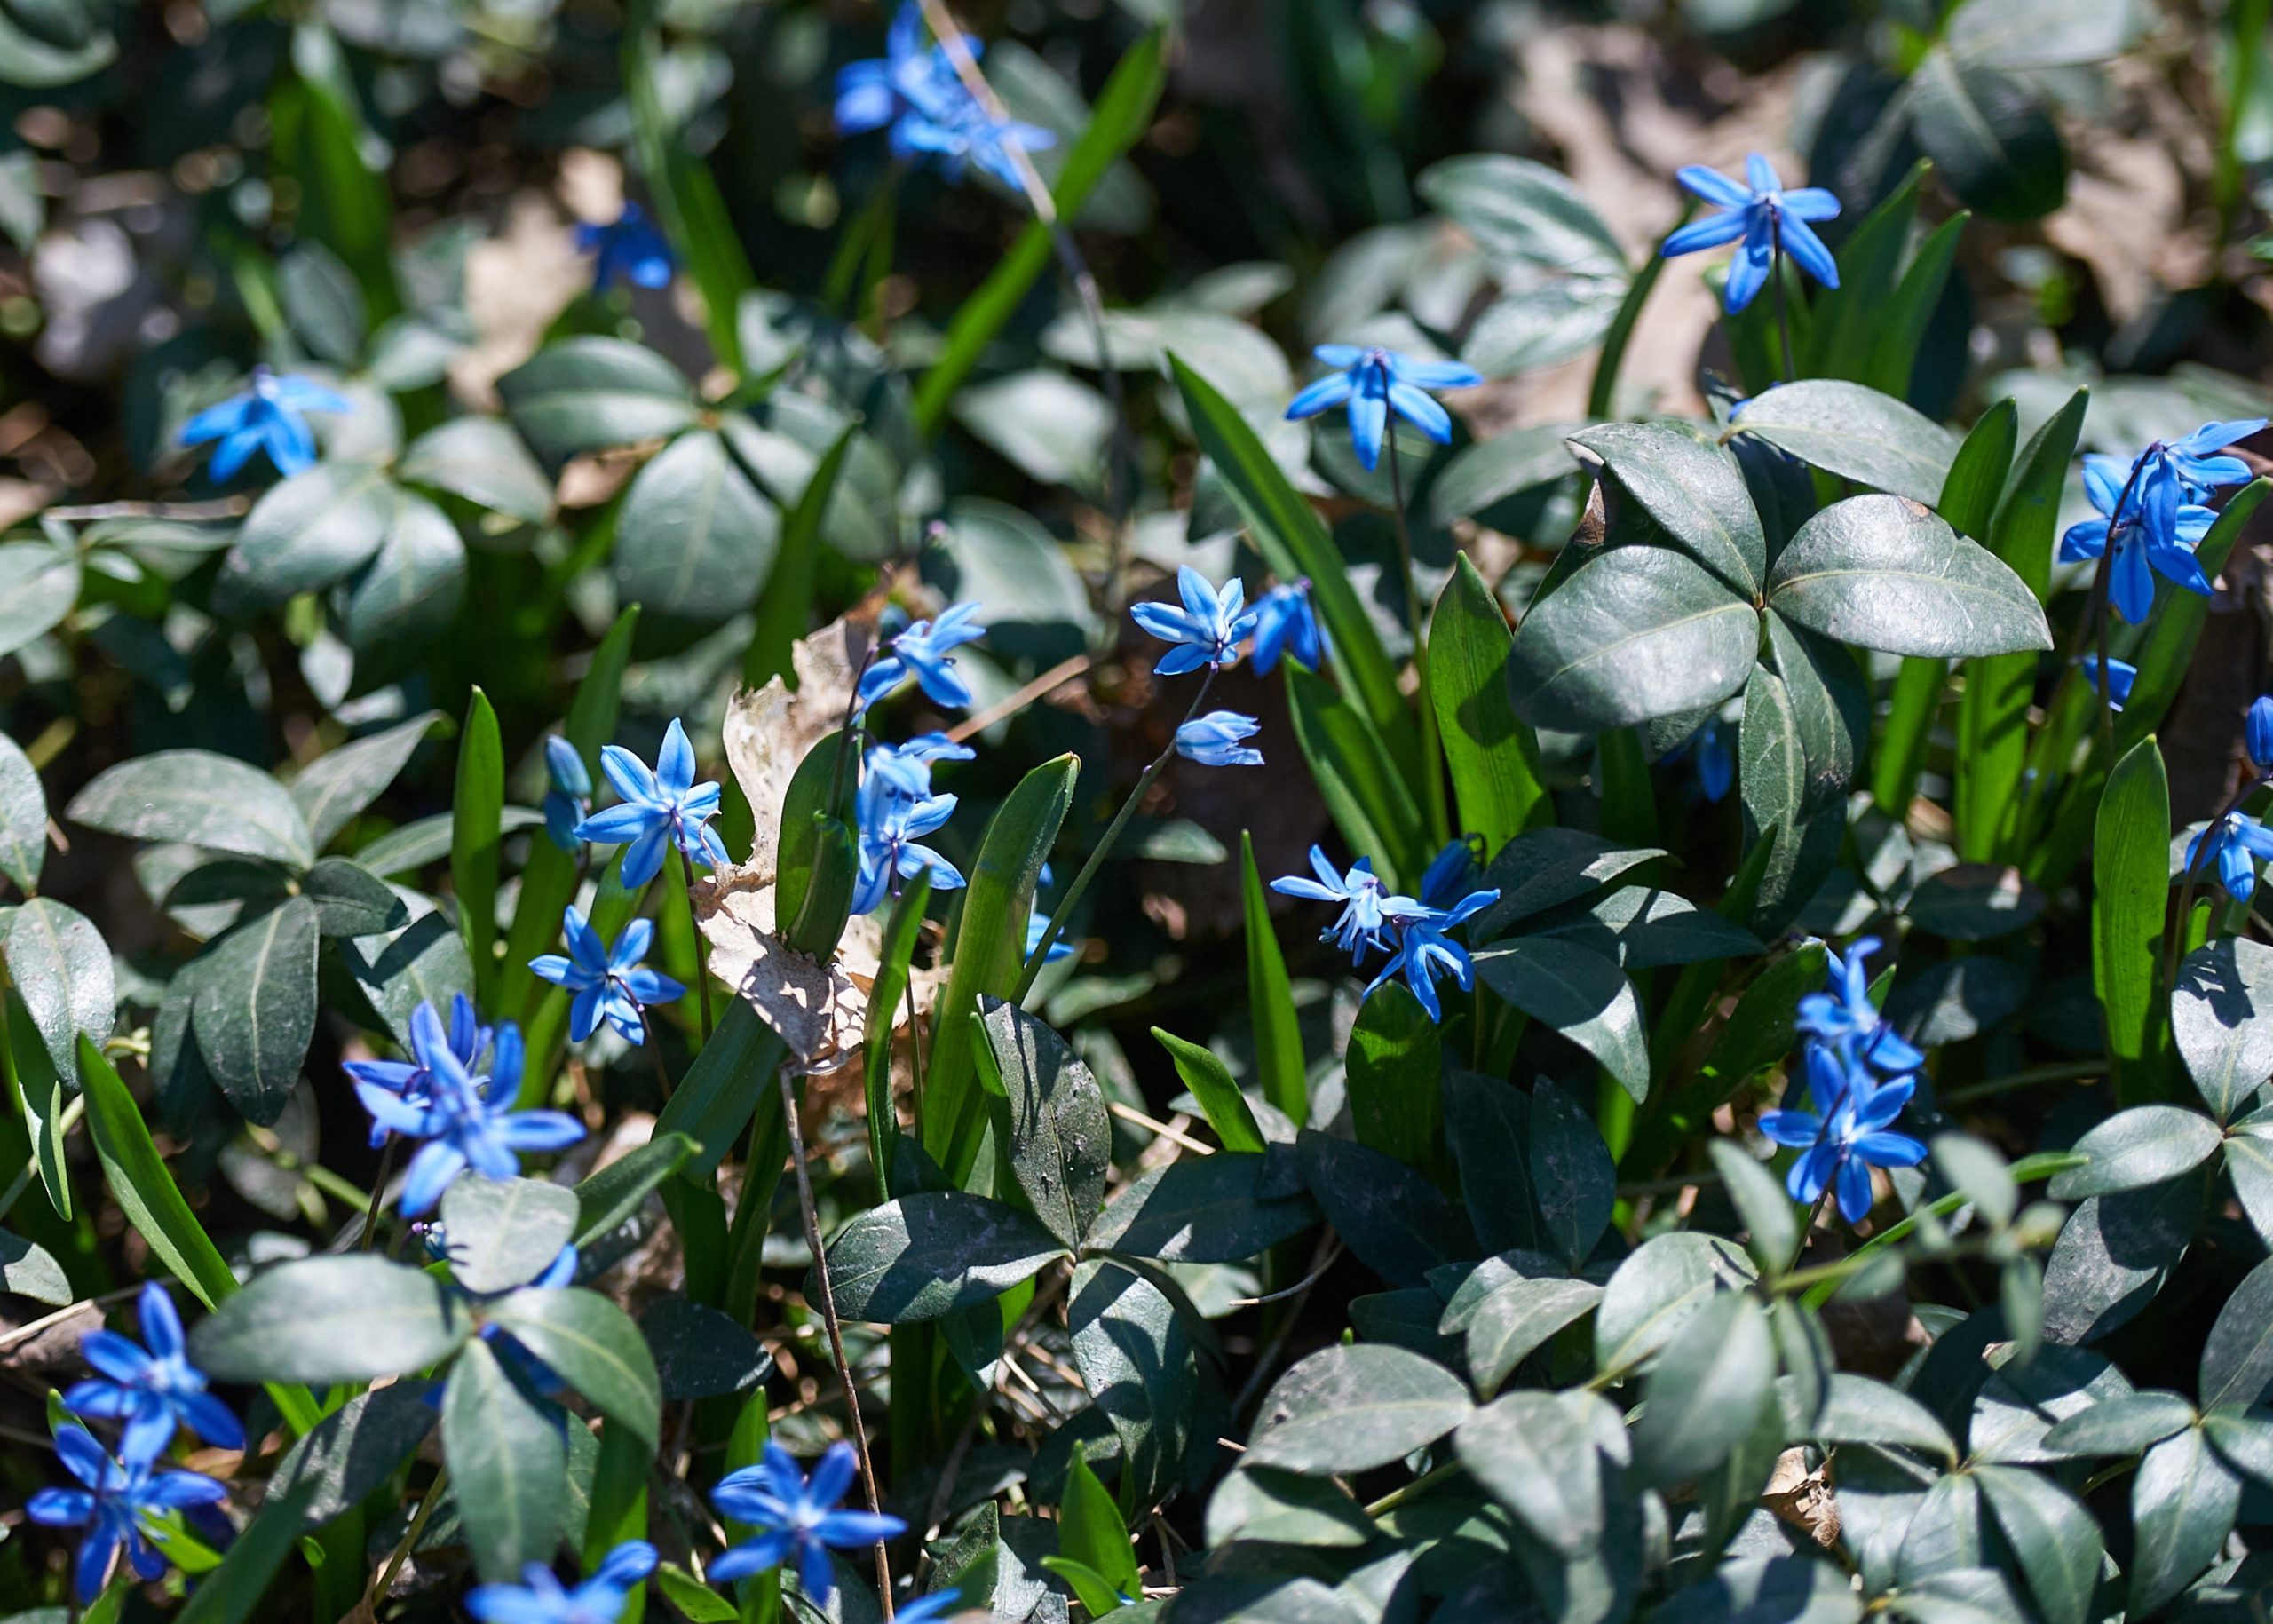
[
  {"left": 779, "top": 1067, "right": 894, "bottom": 1618},
  {"left": 44, "top": 497, "right": 249, "bottom": 522},
  {"left": 0, "top": 1283, "right": 141, "bottom": 1355},
  {"left": 1106, "top": 1099, "right": 1215, "bottom": 1156},
  {"left": 945, "top": 652, "right": 1094, "bottom": 744},
  {"left": 368, "top": 1464, "right": 449, "bottom": 1607},
  {"left": 684, "top": 880, "right": 713, "bottom": 1039}
]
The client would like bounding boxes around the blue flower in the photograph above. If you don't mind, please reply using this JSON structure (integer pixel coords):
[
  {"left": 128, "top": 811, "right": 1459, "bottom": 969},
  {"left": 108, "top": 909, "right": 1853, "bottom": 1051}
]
[
  {"left": 27, "top": 1424, "right": 229, "bottom": 1603},
  {"left": 1249, "top": 580, "right": 1326, "bottom": 673},
  {"left": 576, "top": 204, "right": 674, "bottom": 293},
  {"left": 1795, "top": 935, "right": 1924, "bottom": 1075},
  {"left": 851, "top": 769, "right": 964, "bottom": 916},
  {"left": 892, "top": 1594, "right": 970, "bottom": 1623},
  {"left": 467, "top": 1541, "right": 659, "bottom": 1624},
  {"left": 543, "top": 737, "right": 593, "bottom": 855},
  {"left": 2252, "top": 697, "right": 2273, "bottom": 772},
  {"left": 1662, "top": 154, "right": 1841, "bottom": 313},
  {"left": 1131, "top": 567, "right": 1259, "bottom": 676},
  {"left": 1176, "top": 710, "right": 1263, "bottom": 767},
  {"left": 2126, "top": 419, "right": 2265, "bottom": 501},
  {"left": 343, "top": 992, "right": 495, "bottom": 1150},
  {"left": 2080, "top": 655, "right": 2138, "bottom": 714},
  {"left": 834, "top": 2, "right": 1054, "bottom": 187},
  {"left": 1363, "top": 887, "right": 1501, "bottom": 1023},
  {"left": 64, "top": 1283, "right": 242, "bottom": 1468},
  {"left": 2188, "top": 811, "right": 2273, "bottom": 904},
  {"left": 1417, "top": 837, "right": 1479, "bottom": 911},
  {"left": 574, "top": 719, "right": 729, "bottom": 888},
  {"left": 865, "top": 733, "right": 974, "bottom": 801},
  {"left": 1284, "top": 345, "right": 1481, "bottom": 473},
  {"left": 1271, "top": 846, "right": 1414, "bottom": 963},
  {"left": 2058, "top": 453, "right": 2218, "bottom": 624},
  {"left": 1667, "top": 717, "right": 1734, "bottom": 803},
  {"left": 178, "top": 365, "right": 352, "bottom": 481},
  {"left": 352, "top": 1001, "right": 585, "bottom": 1216},
  {"left": 1026, "top": 862, "right": 1073, "bottom": 964},
  {"left": 857, "top": 604, "right": 987, "bottom": 713},
  {"left": 529, "top": 909, "right": 686, "bottom": 1046},
  {"left": 1760, "top": 1045, "right": 1927, "bottom": 1223},
  {"left": 709, "top": 1441, "right": 907, "bottom": 1605}
]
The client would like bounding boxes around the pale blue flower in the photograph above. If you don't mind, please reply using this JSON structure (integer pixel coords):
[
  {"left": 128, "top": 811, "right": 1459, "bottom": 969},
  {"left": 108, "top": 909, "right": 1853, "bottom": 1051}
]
[
  {"left": 179, "top": 366, "right": 352, "bottom": 480},
  {"left": 851, "top": 770, "right": 963, "bottom": 916},
  {"left": 2252, "top": 696, "right": 2273, "bottom": 772},
  {"left": 2059, "top": 455, "right": 2217, "bottom": 624},
  {"left": 64, "top": 1283, "right": 242, "bottom": 1467},
  {"left": 576, "top": 204, "right": 673, "bottom": 292},
  {"left": 1026, "top": 863, "right": 1073, "bottom": 964},
  {"left": 1131, "top": 567, "right": 1258, "bottom": 676},
  {"left": 834, "top": 2, "right": 1053, "bottom": 187},
  {"left": 858, "top": 604, "right": 987, "bottom": 713},
  {"left": 1663, "top": 154, "right": 1841, "bottom": 313},
  {"left": 2189, "top": 812, "right": 2273, "bottom": 904},
  {"left": 1363, "top": 887, "right": 1499, "bottom": 1022},
  {"left": 2080, "top": 655, "right": 2138, "bottom": 714},
  {"left": 529, "top": 909, "right": 685, "bottom": 1046},
  {"left": 574, "top": 718, "right": 729, "bottom": 887},
  {"left": 1271, "top": 846, "right": 1418, "bottom": 963},
  {"left": 1795, "top": 935, "right": 1924, "bottom": 1075},
  {"left": 866, "top": 733, "right": 973, "bottom": 800},
  {"left": 710, "top": 1442, "right": 907, "bottom": 1605},
  {"left": 342, "top": 992, "right": 493, "bottom": 1149},
  {"left": 2122, "top": 419, "right": 2265, "bottom": 502},
  {"left": 1249, "top": 580, "right": 1325, "bottom": 673},
  {"left": 1176, "top": 710, "right": 1263, "bottom": 767},
  {"left": 1284, "top": 345, "right": 1480, "bottom": 472},
  {"left": 467, "top": 1541, "right": 658, "bottom": 1624}
]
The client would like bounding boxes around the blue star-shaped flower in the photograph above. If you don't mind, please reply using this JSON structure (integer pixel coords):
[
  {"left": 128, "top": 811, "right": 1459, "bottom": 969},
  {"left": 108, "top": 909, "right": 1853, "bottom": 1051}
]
[
  {"left": 834, "top": 2, "right": 1054, "bottom": 188},
  {"left": 1759, "top": 1044, "right": 1928, "bottom": 1223},
  {"left": 2127, "top": 418, "right": 2265, "bottom": 500},
  {"left": 1416, "top": 837, "right": 1479, "bottom": 911},
  {"left": 576, "top": 204, "right": 673, "bottom": 293},
  {"left": 467, "top": 1540, "right": 659, "bottom": 1624},
  {"left": 1248, "top": 579, "right": 1326, "bottom": 674},
  {"left": 1175, "top": 710, "right": 1263, "bottom": 767},
  {"left": 857, "top": 603, "right": 987, "bottom": 713},
  {"left": 1662, "top": 154, "right": 1841, "bottom": 313},
  {"left": 1284, "top": 345, "right": 1481, "bottom": 472},
  {"left": 1794, "top": 935, "right": 1925, "bottom": 1075},
  {"left": 352, "top": 1001, "right": 585, "bottom": 1216},
  {"left": 2251, "top": 695, "right": 2273, "bottom": 772},
  {"left": 1362, "top": 886, "right": 1500, "bottom": 1023},
  {"left": 1666, "top": 717, "right": 1734, "bottom": 803},
  {"left": 574, "top": 718, "right": 730, "bottom": 888},
  {"left": 851, "top": 770, "right": 965, "bottom": 916},
  {"left": 529, "top": 908, "right": 686, "bottom": 1047},
  {"left": 865, "top": 733, "right": 974, "bottom": 801},
  {"left": 1131, "top": 567, "right": 1259, "bottom": 677},
  {"left": 178, "top": 366, "right": 352, "bottom": 481},
  {"left": 63, "top": 1283, "right": 243, "bottom": 1468},
  {"left": 709, "top": 1441, "right": 907, "bottom": 1606},
  {"left": 2189, "top": 811, "right": 2273, "bottom": 904},
  {"left": 2059, "top": 454, "right": 2218, "bottom": 623},
  {"left": 2080, "top": 654, "right": 2138, "bottom": 714},
  {"left": 1271, "top": 846, "right": 1419, "bottom": 963},
  {"left": 543, "top": 737, "right": 593, "bottom": 855},
  {"left": 890, "top": 1593, "right": 970, "bottom": 1623},
  {"left": 342, "top": 992, "right": 495, "bottom": 1150},
  {"left": 27, "top": 1424, "right": 229, "bottom": 1603}
]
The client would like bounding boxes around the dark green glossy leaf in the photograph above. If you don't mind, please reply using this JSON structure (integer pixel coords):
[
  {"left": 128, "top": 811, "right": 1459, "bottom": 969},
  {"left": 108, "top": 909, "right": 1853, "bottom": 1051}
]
[
  {"left": 0, "top": 542, "right": 78, "bottom": 659},
  {"left": 440, "top": 1175, "right": 580, "bottom": 1294},
  {"left": 219, "top": 463, "right": 394, "bottom": 606},
  {"left": 398, "top": 416, "right": 552, "bottom": 523},
  {"left": 1506, "top": 545, "right": 1757, "bottom": 733},
  {"left": 820, "top": 1191, "right": 1066, "bottom": 1324},
  {"left": 1766, "top": 495, "right": 2051, "bottom": 658},
  {"left": 287, "top": 711, "right": 444, "bottom": 850},
  {"left": 2201, "top": 1256, "right": 2273, "bottom": 1412},
  {"left": 613, "top": 429, "right": 779, "bottom": 622},
  {"left": 1594, "top": 1231, "right": 1754, "bottom": 1376},
  {"left": 0, "top": 730, "right": 45, "bottom": 891},
  {"left": 340, "top": 490, "right": 466, "bottom": 650},
  {"left": 976, "top": 997, "right": 1113, "bottom": 1248},
  {"left": 496, "top": 337, "right": 698, "bottom": 462},
  {"left": 2038, "top": 1391, "right": 2196, "bottom": 1455},
  {"left": 2172, "top": 939, "right": 2273, "bottom": 1123},
  {"left": 0, "top": 1227, "right": 68, "bottom": 1303},
  {"left": 68, "top": 750, "right": 313, "bottom": 867},
  {"left": 1069, "top": 1257, "right": 1199, "bottom": 1514},
  {"left": 1732, "top": 381, "right": 1958, "bottom": 503},
  {"left": 1204, "top": 1468, "right": 1373, "bottom": 1549},
  {"left": 1429, "top": 554, "right": 1546, "bottom": 852},
  {"left": 1454, "top": 1389, "right": 1613, "bottom": 1557},
  {"left": 1912, "top": 54, "right": 2068, "bottom": 221},
  {"left": 2129, "top": 1427, "right": 2240, "bottom": 1614},
  {"left": 2047, "top": 1105, "right": 2221, "bottom": 1200},
  {"left": 1567, "top": 419, "right": 1764, "bottom": 594},
  {"left": 191, "top": 896, "right": 318, "bottom": 1127},
  {"left": 1527, "top": 1079, "right": 1613, "bottom": 1268},
  {"left": 641, "top": 1296, "right": 773, "bottom": 1400},
  {"left": 483, "top": 1286, "right": 661, "bottom": 1447},
  {"left": 1470, "top": 938, "right": 1649, "bottom": 1102},
  {"left": 1440, "top": 1071, "right": 1540, "bottom": 1256},
  {"left": 1970, "top": 1464, "right": 2103, "bottom": 1624},
  {"left": 1247, "top": 1343, "right": 1471, "bottom": 1473},
  {"left": 1634, "top": 1290, "right": 1773, "bottom": 1484},
  {"left": 5, "top": 897, "right": 113, "bottom": 1085},
  {"left": 445, "top": 1338, "right": 566, "bottom": 1581},
  {"left": 266, "top": 1380, "right": 438, "bottom": 1528},
  {"left": 1296, "top": 1129, "right": 1473, "bottom": 1287},
  {"left": 190, "top": 1255, "right": 471, "bottom": 1383},
  {"left": 302, "top": 857, "right": 407, "bottom": 938}
]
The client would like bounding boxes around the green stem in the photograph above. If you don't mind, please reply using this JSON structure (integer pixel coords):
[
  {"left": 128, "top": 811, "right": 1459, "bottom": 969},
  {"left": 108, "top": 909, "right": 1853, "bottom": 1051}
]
[
  {"left": 0, "top": 1093, "right": 80, "bottom": 1224},
  {"left": 1796, "top": 1151, "right": 2085, "bottom": 1310},
  {"left": 1587, "top": 202, "right": 1691, "bottom": 420},
  {"left": 369, "top": 1464, "right": 448, "bottom": 1608},
  {"left": 357, "top": 1136, "right": 399, "bottom": 1253},
  {"left": 1387, "top": 433, "right": 1449, "bottom": 846},
  {"left": 1770, "top": 227, "right": 1795, "bottom": 384}
]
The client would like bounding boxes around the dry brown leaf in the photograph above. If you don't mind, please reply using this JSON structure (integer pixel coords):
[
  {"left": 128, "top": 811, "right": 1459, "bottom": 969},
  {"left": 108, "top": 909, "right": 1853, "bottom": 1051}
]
[
  {"left": 697, "top": 868, "right": 867, "bottom": 1075},
  {"left": 722, "top": 617, "right": 868, "bottom": 884},
  {"left": 1764, "top": 1446, "right": 1840, "bottom": 1548}
]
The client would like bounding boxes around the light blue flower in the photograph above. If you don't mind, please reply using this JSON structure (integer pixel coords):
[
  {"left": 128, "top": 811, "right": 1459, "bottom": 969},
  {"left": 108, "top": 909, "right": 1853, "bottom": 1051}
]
[
  {"left": 2080, "top": 655, "right": 2138, "bottom": 714},
  {"left": 575, "top": 204, "right": 673, "bottom": 293},
  {"left": 1026, "top": 862, "right": 1073, "bottom": 964},
  {"left": 834, "top": 2, "right": 1054, "bottom": 187},
  {"left": 543, "top": 737, "right": 592, "bottom": 854},
  {"left": 1759, "top": 1045, "right": 1927, "bottom": 1223},
  {"left": 2058, "top": 454, "right": 2217, "bottom": 624},
  {"left": 529, "top": 908, "right": 686, "bottom": 1046},
  {"left": 857, "top": 604, "right": 987, "bottom": 713},
  {"left": 891, "top": 1593, "right": 970, "bottom": 1623},
  {"left": 1284, "top": 345, "right": 1481, "bottom": 472},
  {"left": 2119, "top": 419, "right": 2265, "bottom": 502},
  {"left": 467, "top": 1541, "right": 658, "bottom": 1624},
  {"left": 574, "top": 719, "right": 729, "bottom": 887},
  {"left": 342, "top": 992, "right": 494, "bottom": 1149},
  {"left": 865, "top": 733, "right": 974, "bottom": 801},
  {"left": 178, "top": 365, "right": 352, "bottom": 481},
  {"left": 2188, "top": 811, "right": 2273, "bottom": 904},
  {"left": 1131, "top": 567, "right": 1258, "bottom": 676},
  {"left": 2252, "top": 696, "right": 2273, "bottom": 772},
  {"left": 1363, "top": 887, "right": 1500, "bottom": 1023},
  {"left": 352, "top": 1001, "right": 585, "bottom": 1216},
  {"left": 851, "top": 769, "right": 964, "bottom": 916},
  {"left": 1662, "top": 154, "right": 1841, "bottom": 313},
  {"left": 1271, "top": 846, "right": 1418, "bottom": 963},
  {"left": 1417, "top": 837, "right": 1479, "bottom": 910},
  {"left": 1249, "top": 580, "right": 1325, "bottom": 673},
  {"left": 64, "top": 1283, "right": 242, "bottom": 1468},
  {"left": 1176, "top": 710, "right": 1263, "bottom": 767},
  {"left": 1794, "top": 935, "right": 1924, "bottom": 1076},
  {"left": 27, "top": 1424, "right": 229, "bottom": 1603},
  {"left": 710, "top": 1441, "right": 907, "bottom": 1605}
]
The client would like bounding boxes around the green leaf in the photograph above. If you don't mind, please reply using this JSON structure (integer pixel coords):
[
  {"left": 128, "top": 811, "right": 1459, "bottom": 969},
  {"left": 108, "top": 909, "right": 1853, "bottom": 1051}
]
[
  {"left": 863, "top": 876, "right": 930, "bottom": 1198},
  {"left": 1205, "top": 1468, "right": 1374, "bottom": 1549},
  {"left": 1567, "top": 420, "right": 1764, "bottom": 595},
  {"left": 1168, "top": 354, "right": 1411, "bottom": 766},
  {"left": 398, "top": 416, "right": 553, "bottom": 524},
  {"left": 2201, "top": 1256, "right": 2273, "bottom": 1412},
  {"left": 0, "top": 543, "right": 78, "bottom": 661},
  {"left": 1532, "top": 887, "right": 1761, "bottom": 971},
  {"left": 972, "top": 998, "right": 1113, "bottom": 1248},
  {"left": 67, "top": 750, "right": 314, "bottom": 868},
  {"left": 1732, "top": 382, "right": 1959, "bottom": 503},
  {"left": 192, "top": 1253, "right": 471, "bottom": 1382},
  {"left": 1297, "top": 1129, "right": 1473, "bottom": 1287},
  {"left": 0, "top": 1227, "right": 68, "bottom": 1303},
  {"left": 1470, "top": 938, "right": 1649, "bottom": 1102},
  {"left": 821, "top": 1191, "right": 1066, "bottom": 1324},
  {"left": 451, "top": 687, "right": 503, "bottom": 1007},
  {"left": 924, "top": 754, "right": 1078, "bottom": 1186},
  {"left": 2092, "top": 738, "right": 2171, "bottom": 1101},
  {"left": 1594, "top": 1231, "right": 1755, "bottom": 1376},
  {"left": 1634, "top": 1289, "right": 1773, "bottom": 1485},
  {"left": 1655, "top": 1555, "right": 1862, "bottom": 1624},
  {"left": 2200, "top": 1406, "right": 2273, "bottom": 1489},
  {"left": 303, "top": 857, "right": 408, "bottom": 938},
  {"left": 1039, "top": 1557, "right": 1126, "bottom": 1619},
  {"left": 1912, "top": 54, "right": 2069, "bottom": 220},
  {"left": 1086, "top": 1153, "right": 1318, "bottom": 1264},
  {"left": 613, "top": 429, "right": 779, "bottom": 622},
  {"left": 496, "top": 337, "right": 698, "bottom": 463},
  {"left": 2114, "top": 480, "right": 2271, "bottom": 754},
  {"left": 2038, "top": 1391, "right": 2196, "bottom": 1454},
  {"left": 1247, "top": 1343, "right": 1471, "bottom": 1473},
  {"left": 1708, "top": 1141, "right": 1797, "bottom": 1275},
  {"left": 171, "top": 1477, "right": 320, "bottom": 1624},
  {"left": 1241, "top": 832, "right": 1307, "bottom": 1124},
  {"left": 1286, "top": 664, "right": 1427, "bottom": 893},
  {"left": 1945, "top": 0, "right": 2136, "bottom": 67},
  {"left": 2039, "top": 1171, "right": 2207, "bottom": 1345},
  {"left": 446, "top": 1338, "right": 568, "bottom": 1582},
  {"left": 1058, "top": 1448, "right": 1141, "bottom": 1602},
  {"left": 1428, "top": 556, "right": 1547, "bottom": 852},
  {"left": 1804, "top": 1374, "right": 1959, "bottom": 1462},
  {"left": 0, "top": 729, "right": 46, "bottom": 892},
  {"left": 1526, "top": 1078, "right": 1614, "bottom": 1268},
  {"left": 1968, "top": 1465, "right": 2103, "bottom": 1624},
  {"left": 1904, "top": 863, "right": 2045, "bottom": 940},
  {"left": 1931, "top": 1133, "right": 2018, "bottom": 1228},
  {"left": 650, "top": 998, "right": 786, "bottom": 1176},
  {"left": 267, "top": 1380, "right": 437, "bottom": 1528},
  {"left": 5, "top": 897, "right": 112, "bottom": 1085},
  {"left": 1765, "top": 494, "right": 2052, "bottom": 657},
  {"left": 337, "top": 899, "right": 474, "bottom": 1052},
  {"left": 743, "top": 424, "right": 854, "bottom": 688},
  {"left": 484, "top": 1287, "right": 661, "bottom": 1448},
  {"left": 1453, "top": 1251, "right": 1602, "bottom": 1393},
  {"left": 288, "top": 712, "right": 445, "bottom": 851},
  {"left": 2129, "top": 1426, "right": 2240, "bottom": 1614},
  {"left": 1504, "top": 545, "right": 1757, "bottom": 733},
  {"left": 1441, "top": 1073, "right": 1540, "bottom": 1256},
  {"left": 1470, "top": 828, "right": 1664, "bottom": 935},
  {"left": 642, "top": 1296, "right": 773, "bottom": 1401},
  {"left": 1429, "top": 424, "right": 1580, "bottom": 527},
  {"left": 441, "top": 1175, "right": 581, "bottom": 1294},
  {"left": 2047, "top": 1105, "right": 2221, "bottom": 1199},
  {"left": 2172, "top": 939, "right": 2273, "bottom": 1122},
  {"left": 1344, "top": 983, "right": 1440, "bottom": 1168},
  {"left": 191, "top": 897, "right": 319, "bottom": 1127},
  {"left": 1067, "top": 1257, "right": 1200, "bottom": 1512},
  {"left": 1454, "top": 1390, "right": 1614, "bottom": 1557},
  {"left": 218, "top": 463, "right": 395, "bottom": 606},
  {"left": 78, "top": 1037, "right": 236, "bottom": 1308},
  {"left": 1152, "top": 1026, "right": 1265, "bottom": 1155},
  {"left": 340, "top": 490, "right": 466, "bottom": 650},
  {"left": 654, "top": 1564, "right": 739, "bottom": 1623}
]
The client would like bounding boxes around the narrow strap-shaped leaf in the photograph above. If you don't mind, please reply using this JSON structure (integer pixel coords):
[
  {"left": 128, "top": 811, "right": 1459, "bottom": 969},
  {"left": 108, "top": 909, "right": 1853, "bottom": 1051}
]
[
  {"left": 452, "top": 686, "right": 503, "bottom": 1007},
  {"left": 1865, "top": 210, "right": 1967, "bottom": 400},
  {"left": 172, "top": 1477, "right": 321, "bottom": 1624},
  {"left": 1286, "top": 665, "right": 1427, "bottom": 892},
  {"left": 864, "top": 874, "right": 932, "bottom": 1201},
  {"left": 1240, "top": 832, "right": 1307, "bottom": 1124},
  {"left": 2096, "top": 737, "right": 2173, "bottom": 1105},
  {"left": 1804, "top": 158, "right": 1928, "bottom": 382},
  {"left": 1153, "top": 1027, "right": 1266, "bottom": 1153},
  {"left": 1429, "top": 555, "right": 1548, "bottom": 852}
]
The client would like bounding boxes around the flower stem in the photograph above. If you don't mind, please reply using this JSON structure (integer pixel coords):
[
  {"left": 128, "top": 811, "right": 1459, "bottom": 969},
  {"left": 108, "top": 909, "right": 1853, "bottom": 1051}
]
[
  {"left": 1769, "top": 226, "right": 1796, "bottom": 384},
  {"left": 358, "top": 1137, "right": 398, "bottom": 1253},
  {"left": 2164, "top": 773, "right": 2269, "bottom": 994},
  {"left": 683, "top": 871, "right": 713, "bottom": 1041},
  {"left": 1015, "top": 672, "right": 1217, "bottom": 1000},
  {"left": 638, "top": 1009, "right": 676, "bottom": 1101},
  {"left": 368, "top": 1464, "right": 448, "bottom": 1608},
  {"left": 1386, "top": 433, "right": 1450, "bottom": 846},
  {"left": 778, "top": 1066, "right": 894, "bottom": 1619}
]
